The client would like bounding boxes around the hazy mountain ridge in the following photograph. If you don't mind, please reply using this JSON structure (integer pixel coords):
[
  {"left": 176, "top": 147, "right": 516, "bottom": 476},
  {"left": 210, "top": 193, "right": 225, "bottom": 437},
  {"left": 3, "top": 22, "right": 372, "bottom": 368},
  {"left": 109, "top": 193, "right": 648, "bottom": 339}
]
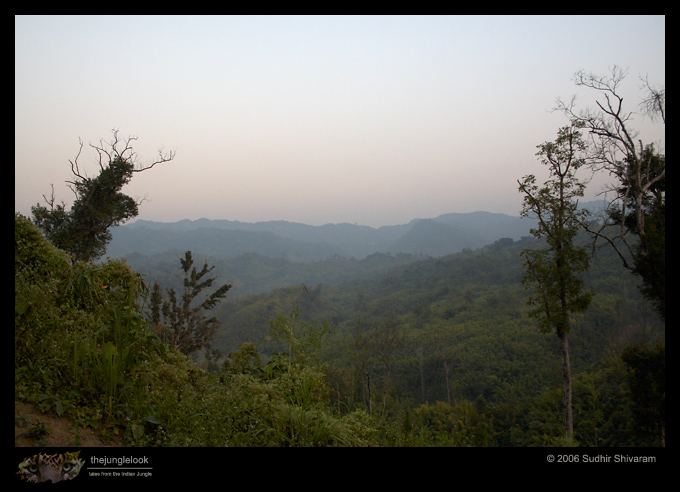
[
  {"left": 108, "top": 210, "right": 542, "bottom": 261},
  {"left": 108, "top": 202, "right": 605, "bottom": 300},
  {"left": 107, "top": 225, "right": 344, "bottom": 262}
]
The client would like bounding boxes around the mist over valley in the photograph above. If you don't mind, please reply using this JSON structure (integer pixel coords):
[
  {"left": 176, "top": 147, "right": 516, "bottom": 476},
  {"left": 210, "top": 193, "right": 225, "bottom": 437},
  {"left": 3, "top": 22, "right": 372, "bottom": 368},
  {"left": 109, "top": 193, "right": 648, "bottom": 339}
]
[{"left": 110, "top": 210, "right": 538, "bottom": 261}]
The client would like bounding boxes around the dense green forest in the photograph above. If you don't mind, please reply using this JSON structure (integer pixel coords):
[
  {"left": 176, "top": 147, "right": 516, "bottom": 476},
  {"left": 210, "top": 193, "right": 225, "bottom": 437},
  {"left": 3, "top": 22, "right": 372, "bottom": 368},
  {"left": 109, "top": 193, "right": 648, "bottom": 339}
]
[
  {"left": 15, "top": 212, "right": 664, "bottom": 447},
  {"left": 210, "top": 230, "right": 664, "bottom": 446}
]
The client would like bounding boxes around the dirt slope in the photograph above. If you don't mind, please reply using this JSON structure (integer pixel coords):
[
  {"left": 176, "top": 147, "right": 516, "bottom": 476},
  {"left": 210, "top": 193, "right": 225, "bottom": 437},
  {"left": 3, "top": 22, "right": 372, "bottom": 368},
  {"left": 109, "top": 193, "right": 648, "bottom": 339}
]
[{"left": 15, "top": 401, "right": 125, "bottom": 447}]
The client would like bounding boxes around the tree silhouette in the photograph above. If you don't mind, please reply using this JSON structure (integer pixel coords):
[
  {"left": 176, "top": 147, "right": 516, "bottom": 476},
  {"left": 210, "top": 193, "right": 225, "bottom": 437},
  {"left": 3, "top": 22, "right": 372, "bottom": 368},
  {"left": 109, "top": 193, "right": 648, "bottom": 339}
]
[
  {"left": 31, "top": 129, "right": 175, "bottom": 262},
  {"left": 150, "top": 251, "right": 231, "bottom": 356}
]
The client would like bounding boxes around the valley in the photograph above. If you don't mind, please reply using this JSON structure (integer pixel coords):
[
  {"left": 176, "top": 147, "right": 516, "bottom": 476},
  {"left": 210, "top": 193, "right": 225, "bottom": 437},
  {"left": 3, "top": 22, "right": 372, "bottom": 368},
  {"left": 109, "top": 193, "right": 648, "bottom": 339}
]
[
  {"left": 16, "top": 202, "right": 664, "bottom": 447},
  {"left": 101, "top": 207, "right": 663, "bottom": 446},
  {"left": 110, "top": 209, "right": 540, "bottom": 299},
  {"left": 108, "top": 210, "right": 538, "bottom": 261}
]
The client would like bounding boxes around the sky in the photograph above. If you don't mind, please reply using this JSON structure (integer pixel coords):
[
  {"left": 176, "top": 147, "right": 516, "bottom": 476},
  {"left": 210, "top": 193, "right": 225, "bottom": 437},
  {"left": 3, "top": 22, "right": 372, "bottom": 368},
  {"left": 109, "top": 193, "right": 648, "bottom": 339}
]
[{"left": 15, "top": 15, "right": 665, "bottom": 228}]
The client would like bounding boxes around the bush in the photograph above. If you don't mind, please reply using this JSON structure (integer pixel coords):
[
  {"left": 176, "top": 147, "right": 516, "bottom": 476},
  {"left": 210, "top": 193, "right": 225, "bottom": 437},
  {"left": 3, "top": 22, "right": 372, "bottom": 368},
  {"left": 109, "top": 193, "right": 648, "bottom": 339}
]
[{"left": 15, "top": 214, "right": 160, "bottom": 421}]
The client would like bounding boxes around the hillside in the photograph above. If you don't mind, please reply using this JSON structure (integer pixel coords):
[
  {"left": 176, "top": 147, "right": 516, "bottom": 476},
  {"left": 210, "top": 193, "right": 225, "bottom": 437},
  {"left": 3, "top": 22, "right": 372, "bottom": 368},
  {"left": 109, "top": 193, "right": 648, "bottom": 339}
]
[
  {"left": 106, "top": 210, "right": 540, "bottom": 300},
  {"left": 106, "top": 225, "right": 344, "bottom": 262},
  {"left": 106, "top": 210, "right": 539, "bottom": 261},
  {"left": 209, "top": 232, "right": 664, "bottom": 446},
  {"left": 212, "top": 232, "right": 662, "bottom": 364},
  {"left": 14, "top": 213, "right": 383, "bottom": 448},
  {"left": 124, "top": 250, "right": 425, "bottom": 299}
]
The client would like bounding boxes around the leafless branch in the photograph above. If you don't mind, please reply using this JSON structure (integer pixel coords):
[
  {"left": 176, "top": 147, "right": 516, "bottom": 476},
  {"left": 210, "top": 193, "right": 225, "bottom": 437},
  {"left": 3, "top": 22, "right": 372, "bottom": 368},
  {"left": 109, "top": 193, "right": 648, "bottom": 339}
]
[
  {"left": 41, "top": 183, "right": 57, "bottom": 210},
  {"left": 70, "top": 128, "right": 176, "bottom": 177},
  {"left": 135, "top": 193, "right": 152, "bottom": 207},
  {"left": 554, "top": 66, "right": 640, "bottom": 173},
  {"left": 581, "top": 220, "right": 635, "bottom": 271},
  {"left": 58, "top": 128, "right": 175, "bottom": 208},
  {"left": 639, "top": 75, "right": 665, "bottom": 124},
  {"left": 64, "top": 138, "right": 88, "bottom": 198},
  {"left": 88, "top": 129, "right": 139, "bottom": 169},
  {"left": 132, "top": 147, "right": 176, "bottom": 173},
  {"left": 572, "top": 65, "right": 628, "bottom": 97},
  {"left": 68, "top": 138, "right": 85, "bottom": 180}
]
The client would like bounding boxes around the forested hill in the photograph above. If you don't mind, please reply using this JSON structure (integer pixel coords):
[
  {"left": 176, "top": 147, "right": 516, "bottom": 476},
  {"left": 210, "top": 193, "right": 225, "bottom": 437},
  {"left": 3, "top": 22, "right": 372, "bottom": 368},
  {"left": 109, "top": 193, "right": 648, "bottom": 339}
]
[
  {"left": 106, "top": 210, "right": 539, "bottom": 261},
  {"left": 212, "top": 231, "right": 662, "bottom": 365},
  {"left": 208, "top": 232, "right": 664, "bottom": 446}
]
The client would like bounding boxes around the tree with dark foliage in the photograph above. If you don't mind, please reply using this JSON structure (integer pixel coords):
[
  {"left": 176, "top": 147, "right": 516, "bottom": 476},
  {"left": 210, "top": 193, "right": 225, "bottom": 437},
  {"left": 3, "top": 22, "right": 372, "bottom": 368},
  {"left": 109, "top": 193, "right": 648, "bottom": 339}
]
[
  {"left": 622, "top": 341, "right": 665, "bottom": 446},
  {"left": 31, "top": 129, "right": 175, "bottom": 263},
  {"left": 150, "top": 251, "right": 231, "bottom": 356}
]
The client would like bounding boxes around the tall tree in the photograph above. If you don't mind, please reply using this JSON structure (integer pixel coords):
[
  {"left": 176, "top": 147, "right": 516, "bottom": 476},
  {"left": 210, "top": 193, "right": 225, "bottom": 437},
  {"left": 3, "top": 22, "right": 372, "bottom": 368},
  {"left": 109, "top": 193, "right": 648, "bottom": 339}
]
[
  {"left": 348, "top": 322, "right": 378, "bottom": 414},
  {"left": 555, "top": 67, "right": 665, "bottom": 319},
  {"left": 518, "top": 124, "right": 593, "bottom": 441},
  {"left": 150, "top": 251, "right": 231, "bottom": 356},
  {"left": 31, "top": 129, "right": 175, "bottom": 263},
  {"left": 372, "top": 318, "right": 405, "bottom": 415}
]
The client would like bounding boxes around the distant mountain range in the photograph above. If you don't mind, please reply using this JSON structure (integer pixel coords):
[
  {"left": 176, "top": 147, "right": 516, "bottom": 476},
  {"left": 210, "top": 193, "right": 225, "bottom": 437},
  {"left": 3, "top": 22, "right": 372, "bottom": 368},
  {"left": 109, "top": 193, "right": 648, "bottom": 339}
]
[{"left": 106, "top": 210, "right": 544, "bottom": 262}]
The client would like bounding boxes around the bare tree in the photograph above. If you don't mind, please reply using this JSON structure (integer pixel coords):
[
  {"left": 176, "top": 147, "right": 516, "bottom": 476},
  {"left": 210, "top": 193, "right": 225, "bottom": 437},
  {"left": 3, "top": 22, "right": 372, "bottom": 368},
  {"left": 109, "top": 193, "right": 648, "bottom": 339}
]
[
  {"left": 638, "top": 75, "right": 665, "bottom": 124},
  {"left": 555, "top": 66, "right": 665, "bottom": 319}
]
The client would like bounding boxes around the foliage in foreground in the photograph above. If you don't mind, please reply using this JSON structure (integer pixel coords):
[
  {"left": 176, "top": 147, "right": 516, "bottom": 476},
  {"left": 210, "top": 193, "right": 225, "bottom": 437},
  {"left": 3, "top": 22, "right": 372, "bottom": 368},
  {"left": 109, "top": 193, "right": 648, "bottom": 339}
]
[{"left": 15, "top": 213, "right": 377, "bottom": 446}]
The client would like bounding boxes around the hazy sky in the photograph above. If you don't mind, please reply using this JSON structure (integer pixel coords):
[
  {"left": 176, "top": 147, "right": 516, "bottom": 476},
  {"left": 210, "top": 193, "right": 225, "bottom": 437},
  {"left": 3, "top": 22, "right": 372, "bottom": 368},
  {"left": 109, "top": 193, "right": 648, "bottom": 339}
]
[{"left": 15, "top": 15, "right": 665, "bottom": 227}]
